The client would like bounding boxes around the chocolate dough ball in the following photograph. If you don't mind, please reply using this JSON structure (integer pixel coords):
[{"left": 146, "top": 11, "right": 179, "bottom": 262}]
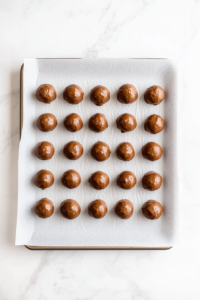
[
  {"left": 63, "top": 84, "right": 84, "bottom": 104},
  {"left": 64, "top": 113, "right": 83, "bottom": 132},
  {"left": 36, "top": 113, "right": 57, "bottom": 132},
  {"left": 89, "top": 113, "right": 108, "bottom": 133},
  {"left": 89, "top": 171, "right": 109, "bottom": 190},
  {"left": 142, "top": 171, "right": 162, "bottom": 191},
  {"left": 63, "top": 141, "right": 83, "bottom": 160},
  {"left": 35, "top": 141, "right": 55, "bottom": 160},
  {"left": 88, "top": 199, "right": 107, "bottom": 219},
  {"left": 117, "top": 84, "right": 138, "bottom": 104},
  {"left": 34, "top": 169, "right": 54, "bottom": 190},
  {"left": 91, "top": 141, "right": 111, "bottom": 162},
  {"left": 144, "top": 114, "right": 164, "bottom": 134},
  {"left": 144, "top": 85, "right": 165, "bottom": 105},
  {"left": 90, "top": 85, "right": 110, "bottom": 106},
  {"left": 115, "top": 199, "right": 134, "bottom": 219},
  {"left": 142, "top": 142, "right": 163, "bottom": 161},
  {"left": 35, "top": 84, "right": 56, "bottom": 104},
  {"left": 60, "top": 199, "right": 81, "bottom": 219},
  {"left": 116, "top": 142, "right": 135, "bottom": 161},
  {"left": 62, "top": 170, "right": 81, "bottom": 189},
  {"left": 116, "top": 113, "right": 137, "bottom": 132},
  {"left": 117, "top": 171, "right": 137, "bottom": 190},
  {"left": 142, "top": 200, "right": 163, "bottom": 220},
  {"left": 34, "top": 198, "right": 54, "bottom": 219}
]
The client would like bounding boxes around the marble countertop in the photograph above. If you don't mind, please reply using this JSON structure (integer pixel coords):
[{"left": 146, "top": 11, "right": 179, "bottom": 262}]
[{"left": 0, "top": 0, "right": 200, "bottom": 299}]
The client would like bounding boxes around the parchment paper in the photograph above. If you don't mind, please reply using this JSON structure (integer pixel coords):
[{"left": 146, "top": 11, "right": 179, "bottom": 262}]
[{"left": 16, "top": 59, "right": 178, "bottom": 247}]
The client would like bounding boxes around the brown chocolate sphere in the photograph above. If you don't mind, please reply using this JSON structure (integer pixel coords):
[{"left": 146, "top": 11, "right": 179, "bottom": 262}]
[
  {"left": 116, "top": 142, "right": 135, "bottom": 161},
  {"left": 89, "top": 171, "right": 109, "bottom": 190},
  {"left": 115, "top": 199, "right": 134, "bottom": 219},
  {"left": 142, "top": 200, "right": 163, "bottom": 220},
  {"left": 144, "top": 114, "right": 164, "bottom": 134},
  {"left": 60, "top": 199, "right": 81, "bottom": 219},
  {"left": 34, "top": 198, "right": 54, "bottom": 219},
  {"left": 35, "top": 84, "right": 56, "bottom": 104},
  {"left": 117, "top": 84, "right": 138, "bottom": 104},
  {"left": 142, "top": 171, "right": 162, "bottom": 191},
  {"left": 144, "top": 85, "right": 165, "bottom": 105},
  {"left": 90, "top": 85, "right": 110, "bottom": 106},
  {"left": 117, "top": 171, "right": 137, "bottom": 190},
  {"left": 89, "top": 113, "right": 108, "bottom": 133},
  {"left": 63, "top": 141, "right": 83, "bottom": 160},
  {"left": 88, "top": 199, "right": 107, "bottom": 219},
  {"left": 142, "top": 142, "right": 163, "bottom": 161},
  {"left": 36, "top": 113, "right": 57, "bottom": 132},
  {"left": 62, "top": 170, "right": 81, "bottom": 189},
  {"left": 64, "top": 113, "right": 83, "bottom": 132},
  {"left": 35, "top": 141, "right": 55, "bottom": 160},
  {"left": 91, "top": 141, "right": 111, "bottom": 162},
  {"left": 34, "top": 169, "right": 54, "bottom": 190},
  {"left": 116, "top": 113, "right": 137, "bottom": 132},
  {"left": 63, "top": 84, "right": 84, "bottom": 104}
]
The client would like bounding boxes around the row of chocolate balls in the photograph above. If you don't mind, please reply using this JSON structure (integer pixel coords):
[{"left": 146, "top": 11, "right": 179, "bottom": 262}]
[
  {"left": 34, "top": 169, "right": 162, "bottom": 191},
  {"left": 35, "top": 140, "right": 163, "bottom": 162},
  {"left": 34, "top": 198, "right": 163, "bottom": 220},
  {"left": 36, "top": 84, "right": 165, "bottom": 106},
  {"left": 37, "top": 112, "right": 165, "bottom": 134}
]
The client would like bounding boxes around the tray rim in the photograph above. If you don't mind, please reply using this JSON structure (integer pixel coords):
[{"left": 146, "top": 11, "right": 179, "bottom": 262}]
[{"left": 20, "top": 60, "right": 172, "bottom": 251}]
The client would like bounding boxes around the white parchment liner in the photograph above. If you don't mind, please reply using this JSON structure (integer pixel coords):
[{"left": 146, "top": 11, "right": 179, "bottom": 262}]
[{"left": 16, "top": 59, "right": 178, "bottom": 247}]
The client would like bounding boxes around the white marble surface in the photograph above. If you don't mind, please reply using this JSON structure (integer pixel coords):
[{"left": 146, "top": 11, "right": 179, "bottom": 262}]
[{"left": 0, "top": 0, "right": 200, "bottom": 299}]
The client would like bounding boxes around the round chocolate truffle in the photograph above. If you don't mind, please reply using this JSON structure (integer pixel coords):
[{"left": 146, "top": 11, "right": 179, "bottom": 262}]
[
  {"left": 35, "top": 84, "right": 56, "bottom": 104},
  {"left": 60, "top": 199, "right": 81, "bottom": 219},
  {"left": 117, "top": 84, "right": 138, "bottom": 104},
  {"left": 91, "top": 141, "right": 111, "bottom": 162},
  {"left": 142, "top": 142, "right": 163, "bottom": 161},
  {"left": 36, "top": 113, "right": 57, "bottom": 132},
  {"left": 34, "top": 169, "right": 54, "bottom": 190},
  {"left": 62, "top": 169, "right": 81, "bottom": 189},
  {"left": 34, "top": 198, "right": 54, "bottom": 219},
  {"left": 116, "top": 113, "right": 137, "bottom": 132},
  {"left": 35, "top": 141, "right": 55, "bottom": 160},
  {"left": 63, "top": 141, "right": 83, "bottom": 160},
  {"left": 117, "top": 171, "right": 137, "bottom": 190},
  {"left": 64, "top": 113, "right": 83, "bottom": 132},
  {"left": 144, "top": 85, "right": 165, "bottom": 105},
  {"left": 115, "top": 199, "right": 134, "bottom": 219},
  {"left": 90, "top": 85, "right": 110, "bottom": 106},
  {"left": 142, "top": 171, "right": 162, "bottom": 191},
  {"left": 89, "top": 113, "right": 108, "bottom": 133},
  {"left": 89, "top": 171, "right": 109, "bottom": 190},
  {"left": 144, "top": 114, "right": 164, "bottom": 134},
  {"left": 142, "top": 200, "right": 163, "bottom": 220},
  {"left": 88, "top": 199, "right": 107, "bottom": 219},
  {"left": 63, "top": 84, "right": 84, "bottom": 104},
  {"left": 116, "top": 142, "right": 135, "bottom": 161}
]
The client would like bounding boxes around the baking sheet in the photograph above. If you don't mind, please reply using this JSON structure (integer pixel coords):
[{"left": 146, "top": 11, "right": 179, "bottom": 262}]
[{"left": 16, "top": 59, "right": 178, "bottom": 247}]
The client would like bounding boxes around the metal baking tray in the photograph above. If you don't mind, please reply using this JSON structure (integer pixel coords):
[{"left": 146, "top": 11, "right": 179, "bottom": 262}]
[{"left": 20, "top": 60, "right": 177, "bottom": 250}]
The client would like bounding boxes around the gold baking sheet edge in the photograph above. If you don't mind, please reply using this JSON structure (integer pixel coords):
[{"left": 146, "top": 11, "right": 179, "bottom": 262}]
[{"left": 20, "top": 63, "right": 172, "bottom": 250}]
